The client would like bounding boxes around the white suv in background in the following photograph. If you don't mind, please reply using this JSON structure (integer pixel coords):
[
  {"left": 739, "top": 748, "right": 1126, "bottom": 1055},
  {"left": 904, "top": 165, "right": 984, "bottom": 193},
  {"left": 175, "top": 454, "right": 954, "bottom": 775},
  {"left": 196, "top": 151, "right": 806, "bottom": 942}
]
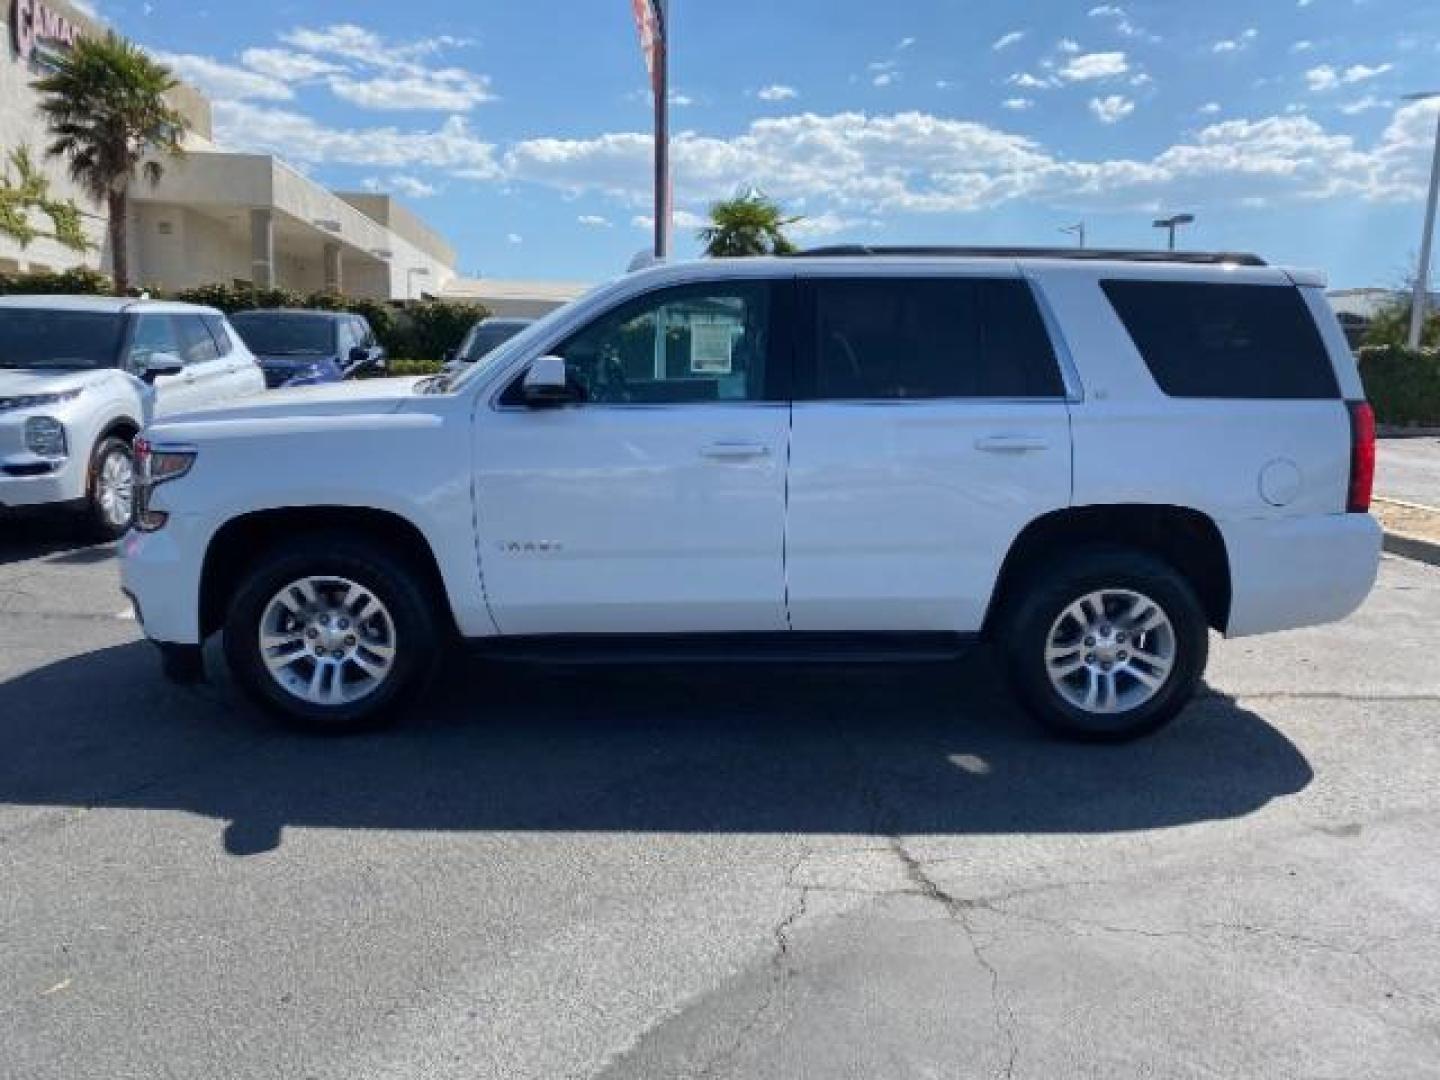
[
  {"left": 120, "top": 248, "right": 1382, "bottom": 740},
  {"left": 0, "top": 296, "right": 263, "bottom": 539}
]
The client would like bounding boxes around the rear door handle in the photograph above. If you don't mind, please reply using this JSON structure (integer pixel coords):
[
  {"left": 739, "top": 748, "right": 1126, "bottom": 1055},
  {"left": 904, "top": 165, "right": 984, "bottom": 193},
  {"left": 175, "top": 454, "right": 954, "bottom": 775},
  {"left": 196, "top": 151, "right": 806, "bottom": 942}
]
[
  {"left": 975, "top": 435, "right": 1049, "bottom": 453},
  {"left": 701, "top": 442, "right": 771, "bottom": 460}
]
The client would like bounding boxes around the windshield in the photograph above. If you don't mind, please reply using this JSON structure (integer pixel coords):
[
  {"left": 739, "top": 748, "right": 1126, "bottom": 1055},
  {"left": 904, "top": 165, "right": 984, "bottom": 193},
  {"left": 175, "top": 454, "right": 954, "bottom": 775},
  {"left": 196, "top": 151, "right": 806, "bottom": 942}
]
[
  {"left": 457, "top": 322, "right": 530, "bottom": 363},
  {"left": 0, "top": 310, "right": 124, "bottom": 370},
  {"left": 230, "top": 313, "right": 337, "bottom": 356}
]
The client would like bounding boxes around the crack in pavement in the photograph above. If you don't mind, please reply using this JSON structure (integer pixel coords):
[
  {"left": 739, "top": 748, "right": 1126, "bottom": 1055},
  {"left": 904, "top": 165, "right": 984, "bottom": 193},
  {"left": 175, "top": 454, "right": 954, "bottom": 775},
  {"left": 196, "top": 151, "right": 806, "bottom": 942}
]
[
  {"left": 692, "top": 843, "right": 812, "bottom": 1080},
  {"left": 887, "top": 837, "right": 1019, "bottom": 1080}
]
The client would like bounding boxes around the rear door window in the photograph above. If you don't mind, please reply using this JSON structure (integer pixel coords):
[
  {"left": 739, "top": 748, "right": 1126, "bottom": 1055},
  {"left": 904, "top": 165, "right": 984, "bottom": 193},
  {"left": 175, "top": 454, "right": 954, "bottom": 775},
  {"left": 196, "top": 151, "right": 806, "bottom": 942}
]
[
  {"left": 1101, "top": 280, "right": 1339, "bottom": 399},
  {"left": 175, "top": 315, "right": 220, "bottom": 365},
  {"left": 798, "top": 277, "right": 1066, "bottom": 400}
]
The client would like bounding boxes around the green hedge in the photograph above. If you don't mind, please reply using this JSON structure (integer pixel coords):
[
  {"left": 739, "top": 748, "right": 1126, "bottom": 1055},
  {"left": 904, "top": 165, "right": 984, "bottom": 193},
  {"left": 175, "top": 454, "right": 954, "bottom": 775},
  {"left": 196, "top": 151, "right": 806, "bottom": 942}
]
[
  {"left": 0, "top": 266, "right": 111, "bottom": 295},
  {"left": 1358, "top": 345, "right": 1440, "bottom": 427},
  {"left": 0, "top": 271, "right": 485, "bottom": 363}
]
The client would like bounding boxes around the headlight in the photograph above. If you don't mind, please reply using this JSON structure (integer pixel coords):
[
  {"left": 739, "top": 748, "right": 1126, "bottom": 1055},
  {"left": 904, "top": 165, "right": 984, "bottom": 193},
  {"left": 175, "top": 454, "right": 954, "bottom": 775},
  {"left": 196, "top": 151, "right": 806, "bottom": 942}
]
[
  {"left": 24, "top": 416, "right": 67, "bottom": 457},
  {"left": 133, "top": 436, "right": 198, "bottom": 532},
  {"left": 0, "top": 389, "right": 83, "bottom": 412}
]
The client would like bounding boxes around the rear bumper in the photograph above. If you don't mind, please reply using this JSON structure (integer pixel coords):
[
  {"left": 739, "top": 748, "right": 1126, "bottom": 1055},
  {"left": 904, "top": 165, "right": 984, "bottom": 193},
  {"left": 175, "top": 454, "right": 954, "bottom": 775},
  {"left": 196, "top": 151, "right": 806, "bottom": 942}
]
[
  {"left": 1222, "top": 513, "right": 1382, "bottom": 637},
  {"left": 119, "top": 514, "right": 206, "bottom": 644}
]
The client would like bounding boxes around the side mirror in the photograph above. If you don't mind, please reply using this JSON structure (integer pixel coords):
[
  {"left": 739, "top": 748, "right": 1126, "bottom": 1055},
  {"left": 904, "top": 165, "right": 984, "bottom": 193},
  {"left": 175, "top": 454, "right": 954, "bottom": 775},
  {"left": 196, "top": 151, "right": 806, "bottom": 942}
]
[
  {"left": 522, "top": 355, "right": 577, "bottom": 406},
  {"left": 348, "top": 345, "right": 370, "bottom": 368},
  {"left": 138, "top": 351, "right": 184, "bottom": 384},
  {"left": 442, "top": 348, "right": 457, "bottom": 365}
]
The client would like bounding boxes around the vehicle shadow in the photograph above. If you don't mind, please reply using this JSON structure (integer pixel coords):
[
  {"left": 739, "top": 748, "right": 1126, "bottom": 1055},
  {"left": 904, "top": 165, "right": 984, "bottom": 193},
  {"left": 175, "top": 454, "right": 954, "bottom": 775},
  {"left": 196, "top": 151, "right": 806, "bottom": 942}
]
[
  {"left": 0, "top": 516, "right": 109, "bottom": 567},
  {"left": 0, "top": 641, "right": 1313, "bottom": 856}
]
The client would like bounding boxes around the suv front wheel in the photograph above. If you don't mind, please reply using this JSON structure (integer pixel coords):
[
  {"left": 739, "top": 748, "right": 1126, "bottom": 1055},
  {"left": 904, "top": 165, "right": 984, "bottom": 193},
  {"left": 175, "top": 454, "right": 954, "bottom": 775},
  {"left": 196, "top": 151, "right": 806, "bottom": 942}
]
[
  {"left": 1000, "top": 547, "right": 1208, "bottom": 741},
  {"left": 223, "top": 536, "right": 441, "bottom": 733}
]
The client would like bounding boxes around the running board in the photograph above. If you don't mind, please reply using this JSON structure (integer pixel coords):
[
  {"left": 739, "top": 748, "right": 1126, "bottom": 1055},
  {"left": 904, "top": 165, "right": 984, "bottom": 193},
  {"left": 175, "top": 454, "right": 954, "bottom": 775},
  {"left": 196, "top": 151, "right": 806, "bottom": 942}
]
[{"left": 466, "top": 632, "right": 979, "bottom": 666}]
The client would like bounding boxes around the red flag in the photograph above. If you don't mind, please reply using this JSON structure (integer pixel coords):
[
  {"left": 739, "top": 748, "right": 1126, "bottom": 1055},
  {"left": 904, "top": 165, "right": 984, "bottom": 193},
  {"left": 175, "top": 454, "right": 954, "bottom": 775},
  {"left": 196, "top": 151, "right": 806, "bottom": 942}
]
[{"left": 631, "top": 0, "right": 664, "bottom": 95}]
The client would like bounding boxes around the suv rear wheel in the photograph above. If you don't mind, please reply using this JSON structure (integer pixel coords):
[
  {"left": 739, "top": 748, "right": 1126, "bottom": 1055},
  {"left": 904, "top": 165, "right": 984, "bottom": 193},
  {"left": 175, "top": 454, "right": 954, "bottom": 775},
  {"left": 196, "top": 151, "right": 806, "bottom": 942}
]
[
  {"left": 1000, "top": 547, "right": 1208, "bottom": 741},
  {"left": 223, "top": 536, "right": 441, "bottom": 733}
]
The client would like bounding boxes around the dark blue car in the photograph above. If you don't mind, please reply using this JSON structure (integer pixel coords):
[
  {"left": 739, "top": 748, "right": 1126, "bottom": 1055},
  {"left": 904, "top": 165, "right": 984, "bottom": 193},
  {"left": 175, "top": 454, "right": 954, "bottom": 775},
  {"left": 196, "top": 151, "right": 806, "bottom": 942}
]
[{"left": 228, "top": 310, "right": 387, "bottom": 389}]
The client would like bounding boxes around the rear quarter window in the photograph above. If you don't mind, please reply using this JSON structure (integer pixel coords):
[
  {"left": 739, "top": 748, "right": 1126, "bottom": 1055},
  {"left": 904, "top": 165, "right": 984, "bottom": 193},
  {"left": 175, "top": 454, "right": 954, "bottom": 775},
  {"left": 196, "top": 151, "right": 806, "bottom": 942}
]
[{"left": 1101, "top": 280, "right": 1339, "bottom": 399}]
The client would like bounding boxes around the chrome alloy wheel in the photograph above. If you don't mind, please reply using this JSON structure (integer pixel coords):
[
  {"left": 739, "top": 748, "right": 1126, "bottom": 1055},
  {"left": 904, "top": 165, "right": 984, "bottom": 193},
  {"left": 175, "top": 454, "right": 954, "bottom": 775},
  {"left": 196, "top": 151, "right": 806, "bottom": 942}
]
[
  {"left": 96, "top": 448, "right": 135, "bottom": 529},
  {"left": 258, "top": 576, "right": 397, "bottom": 706},
  {"left": 1044, "top": 588, "right": 1176, "bottom": 715}
]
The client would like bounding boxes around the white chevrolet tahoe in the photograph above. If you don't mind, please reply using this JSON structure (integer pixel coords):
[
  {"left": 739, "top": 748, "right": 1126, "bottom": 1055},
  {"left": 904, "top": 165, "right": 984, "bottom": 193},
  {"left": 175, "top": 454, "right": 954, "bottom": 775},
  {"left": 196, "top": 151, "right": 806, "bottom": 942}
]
[
  {"left": 119, "top": 248, "right": 1382, "bottom": 740},
  {"left": 0, "top": 295, "right": 264, "bottom": 539}
]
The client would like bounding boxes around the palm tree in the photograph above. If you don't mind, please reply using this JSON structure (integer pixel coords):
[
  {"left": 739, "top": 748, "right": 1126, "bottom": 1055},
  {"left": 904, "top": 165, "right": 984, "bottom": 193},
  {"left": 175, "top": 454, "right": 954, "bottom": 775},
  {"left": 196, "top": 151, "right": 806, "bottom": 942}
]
[
  {"left": 698, "top": 190, "right": 802, "bottom": 257},
  {"left": 33, "top": 32, "right": 187, "bottom": 294}
]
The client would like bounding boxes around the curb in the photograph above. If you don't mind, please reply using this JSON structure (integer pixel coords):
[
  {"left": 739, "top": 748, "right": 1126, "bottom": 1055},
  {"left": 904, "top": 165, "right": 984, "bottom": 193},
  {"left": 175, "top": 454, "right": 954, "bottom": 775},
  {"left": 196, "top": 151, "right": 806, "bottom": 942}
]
[
  {"left": 1374, "top": 497, "right": 1440, "bottom": 568},
  {"left": 1383, "top": 531, "right": 1440, "bottom": 568},
  {"left": 1378, "top": 427, "right": 1440, "bottom": 439}
]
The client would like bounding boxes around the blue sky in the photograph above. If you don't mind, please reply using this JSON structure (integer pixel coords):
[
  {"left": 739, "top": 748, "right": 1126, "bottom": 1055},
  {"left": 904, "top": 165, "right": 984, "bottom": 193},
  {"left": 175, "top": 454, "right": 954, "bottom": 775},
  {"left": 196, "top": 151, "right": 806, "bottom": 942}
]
[{"left": 89, "top": 0, "right": 1440, "bottom": 286}]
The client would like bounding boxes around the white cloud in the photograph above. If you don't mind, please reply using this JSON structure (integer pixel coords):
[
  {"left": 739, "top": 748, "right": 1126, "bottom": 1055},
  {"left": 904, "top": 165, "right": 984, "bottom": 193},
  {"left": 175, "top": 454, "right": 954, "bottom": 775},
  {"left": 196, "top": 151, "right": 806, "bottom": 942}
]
[
  {"left": 632, "top": 209, "right": 706, "bottom": 232},
  {"left": 240, "top": 47, "right": 342, "bottom": 82},
  {"left": 873, "top": 73, "right": 895, "bottom": 87},
  {"left": 577, "top": 214, "right": 613, "bottom": 227},
  {"left": 1290, "top": 40, "right": 1314, "bottom": 54},
  {"left": 1008, "top": 72, "right": 1056, "bottom": 90},
  {"left": 1059, "top": 51, "right": 1128, "bottom": 81},
  {"left": 1339, "top": 95, "right": 1388, "bottom": 115},
  {"left": 329, "top": 69, "right": 493, "bottom": 111},
  {"left": 1087, "top": 5, "right": 1124, "bottom": 17},
  {"left": 155, "top": 52, "right": 292, "bottom": 101},
  {"left": 757, "top": 84, "right": 798, "bottom": 102},
  {"left": 213, "top": 102, "right": 501, "bottom": 175},
  {"left": 1307, "top": 62, "right": 1393, "bottom": 92},
  {"left": 1198, "top": 102, "right": 1222, "bottom": 115},
  {"left": 361, "top": 174, "right": 438, "bottom": 199},
  {"left": 993, "top": 30, "right": 1027, "bottom": 51},
  {"left": 1213, "top": 28, "right": 1258, "bottom": 53},
  {"left": 1003, "top": 97, "right": 1035, "bottom": 111},
  {"left": 1058, "top": 39, "right": 1081, "bottom": 54},
  {"left": 1089, "top": 95, "right": 1135, "bottom": 123},
  {"left": 506, "top": 233, "right": 523, "bottom": 245},
  {"left": 494, "top": 100, "right": 1440, "bottom": 217}
]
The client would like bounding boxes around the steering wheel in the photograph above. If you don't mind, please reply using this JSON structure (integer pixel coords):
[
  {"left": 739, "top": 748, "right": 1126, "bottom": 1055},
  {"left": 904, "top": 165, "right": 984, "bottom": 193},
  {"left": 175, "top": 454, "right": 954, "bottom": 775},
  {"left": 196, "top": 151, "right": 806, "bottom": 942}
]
[{"left": 600, "top": 349, "right": 632, "bottom": 403}]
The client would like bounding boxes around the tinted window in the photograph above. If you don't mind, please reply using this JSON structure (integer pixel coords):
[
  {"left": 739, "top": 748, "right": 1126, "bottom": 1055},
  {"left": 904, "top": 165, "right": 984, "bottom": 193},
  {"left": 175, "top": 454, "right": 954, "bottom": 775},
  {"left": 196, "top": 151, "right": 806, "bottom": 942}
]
[
  {"left": 459, "top": 320, "right": 529, "bottom": 363},
  {"left": 124, "top": 314, "right": 183, "bottom": 372},
  {"left": 1101, "top": 280, "right": 1339, "bottom": 399},
  {"left": 202, "top": 313, "right": 234, "bottom": 356},
  {"left": 504, "top": 282, "right": 777, "bottom": 405},
  {"left": 803, "top": 277, "right": 1064, "bottom": 400},
  {"left": 176, "top": 315, "right": 220, "bottom": 365},
  {"left": 0, "top": 310, "right": 123, "bottom": 370},
  {"left": 230, "top": 313, "right": 337, "bottom": 356}
]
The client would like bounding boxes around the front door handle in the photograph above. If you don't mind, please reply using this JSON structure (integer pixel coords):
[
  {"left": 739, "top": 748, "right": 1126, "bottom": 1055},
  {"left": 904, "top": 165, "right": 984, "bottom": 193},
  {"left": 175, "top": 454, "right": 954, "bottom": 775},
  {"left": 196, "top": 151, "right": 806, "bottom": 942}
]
[
  {"left": 701, "top": 442, "right": 771, "bottom": 460},
  {"left": 975, "top": 434, "right": 1049, "bottom": 453}
]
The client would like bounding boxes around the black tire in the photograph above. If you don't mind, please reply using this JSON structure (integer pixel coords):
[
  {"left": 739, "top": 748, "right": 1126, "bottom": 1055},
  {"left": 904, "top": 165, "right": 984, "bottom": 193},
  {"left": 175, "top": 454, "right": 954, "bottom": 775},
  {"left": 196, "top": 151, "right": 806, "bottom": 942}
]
[
  {"left": 999, "top": 546, "right": 1208, "bottom": 742},
  {"left": 82, "top": 435, "right": 135, "bottom": 542},
  {"left": 222, "top": 534, "right": 442, "bottom": 734}
]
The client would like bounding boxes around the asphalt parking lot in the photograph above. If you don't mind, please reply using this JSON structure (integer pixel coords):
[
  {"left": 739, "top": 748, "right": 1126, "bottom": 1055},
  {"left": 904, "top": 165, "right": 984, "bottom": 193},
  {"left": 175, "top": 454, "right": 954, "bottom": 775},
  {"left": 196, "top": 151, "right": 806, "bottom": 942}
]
[{"left": 2, "top": 521, "right": 1439, "bottom": 1079}]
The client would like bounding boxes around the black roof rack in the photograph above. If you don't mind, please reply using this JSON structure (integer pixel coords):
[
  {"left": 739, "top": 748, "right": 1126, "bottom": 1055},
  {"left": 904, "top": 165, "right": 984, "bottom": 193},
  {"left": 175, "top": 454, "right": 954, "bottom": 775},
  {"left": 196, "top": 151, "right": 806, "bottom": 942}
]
[{"left": 791, "top": 245, "right": 1268, "bottom": 267}]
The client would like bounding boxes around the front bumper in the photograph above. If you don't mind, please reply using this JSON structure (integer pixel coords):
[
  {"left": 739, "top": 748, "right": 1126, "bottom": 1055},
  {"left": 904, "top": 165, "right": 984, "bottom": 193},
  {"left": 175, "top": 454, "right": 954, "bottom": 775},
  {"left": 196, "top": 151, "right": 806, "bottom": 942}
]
[
  {"left": 0, "top": 456, "right": 85, "bottom": 509},
  {"left": 1222, "top": 512, "right": 1383, "bottom": 637}
]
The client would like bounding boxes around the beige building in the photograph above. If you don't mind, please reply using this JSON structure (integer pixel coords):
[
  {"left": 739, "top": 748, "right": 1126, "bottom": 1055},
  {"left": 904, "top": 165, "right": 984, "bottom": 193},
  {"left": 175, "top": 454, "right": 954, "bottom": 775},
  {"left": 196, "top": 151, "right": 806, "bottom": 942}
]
[{"left": 1, "top": 0, "right": 457, "bottom": 298}]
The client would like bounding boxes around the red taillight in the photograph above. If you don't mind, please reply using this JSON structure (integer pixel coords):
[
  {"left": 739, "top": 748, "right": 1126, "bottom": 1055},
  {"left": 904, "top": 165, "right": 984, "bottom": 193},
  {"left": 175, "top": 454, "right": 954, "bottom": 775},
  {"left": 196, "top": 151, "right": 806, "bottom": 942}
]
[{"left": 1347, "top": 401, "right": 1375, "bottom": 513}]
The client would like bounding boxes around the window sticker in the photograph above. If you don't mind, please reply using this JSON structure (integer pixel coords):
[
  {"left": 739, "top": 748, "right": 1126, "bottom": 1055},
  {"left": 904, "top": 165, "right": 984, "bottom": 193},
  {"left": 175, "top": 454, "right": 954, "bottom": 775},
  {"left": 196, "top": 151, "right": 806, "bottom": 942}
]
[{"left": 690, "top": 321, "right": 734, "bottom": 374}]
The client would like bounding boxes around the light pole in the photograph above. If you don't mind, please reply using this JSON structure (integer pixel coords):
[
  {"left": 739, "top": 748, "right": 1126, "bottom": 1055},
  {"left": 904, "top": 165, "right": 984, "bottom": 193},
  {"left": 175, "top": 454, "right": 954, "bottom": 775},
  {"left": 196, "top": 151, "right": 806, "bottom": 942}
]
[
  {"left": 407, "top": 266, "right": 430, "bottom": 301},
  {"left": 1404, "top": 92, "right": 1440, "bottom": 349},
  {"left": 1152, "top": 213, "right": 1194, "bottom": 251},
  {"left": 1059, "top": 221, "right": 1086, "bottom": 248}
]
